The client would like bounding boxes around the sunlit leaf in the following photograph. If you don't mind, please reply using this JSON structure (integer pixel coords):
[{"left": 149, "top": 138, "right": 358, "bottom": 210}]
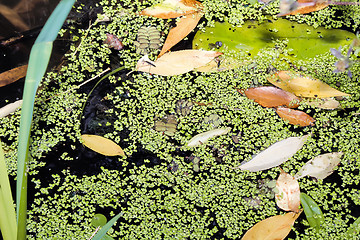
[
  {"left": 268, "top": 71, "right": 350, "bottom": 98},
  {"left": 241, "top": 211, "right": 302, "bottom": 240},
  {"left": 237, "top": 135, "right": 309, "bottom": 172},
  {"left": 0, "top": 100, "right": 23, "bottom": 118},
  {"left": 306, "top": 97, "right": 341, "bottom": 110},
  {"left": 81, "top": 134, "right": 126, "bottom": 157},
  {"left": 300, "top": 193, "right": 325, "bottom": 230},
  {"left": 187, "top": 127, "right": 231, "bottom": 147},
  {"left": 276, "top": 107, "right": 315, "bottom": 127},
  {"left": 295, "top": 152, "right": 343, "bottom": 180},
  {"left": 195, "top": 54, "right": 246, "bottom": 72},
  {"left": 0, "top": 65, "right": 27, "bottom": 87},
  {"left": 275, "top": 169, "right": 301, "bottom": 212},
  {"left": 136, "top": 50, "right": 222, "bottom": 76},
  {"left": 279, "top": 0, "right": 329, "bottom": 16},
  {"left": 139, "top": 0, "right": 202, "bottom": 19}
]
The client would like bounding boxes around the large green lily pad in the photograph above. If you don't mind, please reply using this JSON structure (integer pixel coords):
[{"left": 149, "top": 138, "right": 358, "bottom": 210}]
[{"left": 193, "top": 19, "right": 355, "bottom": 59}]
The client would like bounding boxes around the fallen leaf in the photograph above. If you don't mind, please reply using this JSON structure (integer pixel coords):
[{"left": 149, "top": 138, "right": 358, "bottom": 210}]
[
  {"left": 136, "top": 50, "right": 222, "bottom": 76},
  {"left": 81, "top": 134, "right": 126, "bottom": 157},
  {"left": 276, "top": 107, "right": 315, "bottom": 127},
  {"left": 0, "top": 65, "right": 28, "bottom": 87},
  {"left": 139, "top": 0, "right": 202, "bottom": 19},
  {"left": 240, "top": 86, "right": 301, "bottom": 108},
  {"left": 0, "top": 100, "right": 23, "bottom": 118},
  {"left": 237, "top": 134, "right": 309, "bottom": 172},
  {"left": 306, "top": 98, "right": 341, "bottom": 110},
  {"left": 295, "top": 152, "right": 343, "bottom": 180},
  {"left": 187, "top": 127, "right": 231, "bottom": 147},
  {"left": 279, "top": 0, "right": 329, "bottom": 16},
  {"left": 158, "top": 12, "right": 203, "bottom": 57},
  {"left": 268, "top": 71, "right": 350, "bottom": 98},
  {"left": 275, "top": 169, "right": 301, "bottom": 212},
  {"left": 241, "top": 211, "right": 302, "bottom": 240},
  {"left": 104, "top": 33, "right": 124, "bottom": 50},
  {"left": 194, "top": 54, "right": 245, "bottom": 72}
]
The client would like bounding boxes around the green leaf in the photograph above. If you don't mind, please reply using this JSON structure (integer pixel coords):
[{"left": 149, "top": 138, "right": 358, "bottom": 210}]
[
  {"left": 300, "top": 193, "right": 325, "bottom": 230},
  {"left": 193, "top": 19, "right": 355, "bottom": 60},
  {"left": 91, "top": 214, "right": 108, "bottom": 227},
  {"left": 346, "top": 217, "right": 360, "bottom": 237},
  {"left": 92, "top": 213, "right": 122, "bottom": 240}
]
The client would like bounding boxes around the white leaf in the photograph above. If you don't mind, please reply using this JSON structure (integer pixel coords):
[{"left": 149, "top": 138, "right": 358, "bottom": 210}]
[
  {"left": 238, "top": 134, "right": 309, "bottom": 172},
  {"left": 295, "top": 152, "right": 343, "bottom": 180},
  {"left": 187, "top": 127, "right": 231, "bottom": 147},
  {"left": 0, "top": 100, "right": 23, "bottom": 118}
]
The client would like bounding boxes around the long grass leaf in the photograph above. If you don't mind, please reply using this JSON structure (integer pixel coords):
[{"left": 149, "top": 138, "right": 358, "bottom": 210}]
[{"left": 92, "top": 213, "right": 122, "bottom": 240}]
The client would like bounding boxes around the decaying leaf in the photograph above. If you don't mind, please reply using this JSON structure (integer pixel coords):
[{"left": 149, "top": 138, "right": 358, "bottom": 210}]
[
  {"left": 0, "top": 100, "right": 23, "bottom": 118},
  {"left": 275, "top": 169, "right": 301, "bottom": 212},
  {"left": 240, "top": 86, "right": 301, "bottom": 108},
  {"left": 81, "top": 134, "right": 126, "bottom": 157},
  {"left": 0, "top": 65, "right": 28, "bottom": 87},
  {"left": 268, "top": 71, "right": 350, "bottom": 98},
  {"left": 279, "top": 0, "right": 329, "bottom": 16},
  {"left": 195, "top": 54, "right": 245, "bottom": 72},
  {"left": 158, "top": 12, "right": 202, "bottom": 57},
  {"left": 241, "top": 211, "right": 302, "bottom": 240},
  {"left": 295, "top": 152, "right": 343, "bottom": 180},
  {"left": 136, "top": 50, "right": 222, "bottom": 76},
  {"left": 104, "top": 33, "right": 124, "bottom": 50},
  {"left": 187, "top": 127, "right": 231, "bottom": 147},
  {"left": 139, "top": 0, "right": 202, "bottom": 19},
  {"left": 237, "top": 134, "right": 309, "bottom": 172},
  {"left": 306, "top": 98, "right": 341, "bottom": 110},
  {"left": 276, "top": 107, "right": 315, "bottom": 127}
]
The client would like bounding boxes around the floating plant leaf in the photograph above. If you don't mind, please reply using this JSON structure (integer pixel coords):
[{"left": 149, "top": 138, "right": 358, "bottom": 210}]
[
  {"left": 275, "top": 169, "right": 301, "bottom": 212},
  {"left": 187, "top": 127, "right": 231, "bottom": 147},
  {"left": 276, "top": 107, "right": 315, "bottom": 127},
  {"left": 81, "top": 134, "right": 126, "bottom": 157},
  {"left": 241, "top": 211, "right": 302, "bottom": 240},
  {"left": 0, "top": 65, "right": 27, "bottom": 87},
  {"left": 193, "top": 18, "right": 355, "bottom": 60},
  {"left": 268, "top": 71, "right": 350, "bottom": 98},
  {"left": 300, "top": 193, "right": 325, "bottom": 230},
  {"left": 295, "top": 152, "right": 343, "bottom": 180},
  {"left": 91, "top": 214, "right": 107, "bottom": 227},
  {"left": 237, "top": 135, "right": 309, "bottom": 172}
]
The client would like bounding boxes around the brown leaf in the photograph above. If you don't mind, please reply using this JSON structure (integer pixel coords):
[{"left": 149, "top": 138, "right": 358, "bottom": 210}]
[
  {"left": 241, "top": 211, "right": 302, "bottom": 240},
  {"left": 158, "top": 11, "right": 202, "bottom": 57},
  {"left": 279, "top": 0, "right": 329, "bottom": 16},
  {"left": 275, "top": 169, "right": 301, "bottom": 212},
  {"left": 104, "top": 33, "right": 124, "bottom": 50},
  {"left": 0, "top": 65, "right": 28, "bottom": 87},
  {"left": 81, "top": 134, "right": 126, "bottom": 157},
  {"left": 241, "top": 86, "right": 301, "bottom": 108},
  {"left": 276, "top": 107, "right": 315, "bottom": 127}
]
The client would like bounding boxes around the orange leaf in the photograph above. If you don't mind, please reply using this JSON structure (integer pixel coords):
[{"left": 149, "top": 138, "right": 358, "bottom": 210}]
[
  {"left": 276, "top": 107, "right": 315, "bottom": 127},
  {"left": 158, "top": 11, "right": 203, "bottom": 57},
  {"left": 81, "top": 134, "right": 126, "bottom": 157},
  {"left": 241, "top": 86, "right": 301, "bottom": 108},
  {"left": 0, "top": 65, "right": 27, "bottom": 87},
  {"left": 241, "top": 211, "right": 302, "bottom": 240},
  {"left": 279, "top": 0, "right": 329, "bottom": 16},
  {"left": 275, "top": 169, "right": 301, "bottom": 212},
  {"left": 139, "top": 0, "right": 202, "bottom": 19}
]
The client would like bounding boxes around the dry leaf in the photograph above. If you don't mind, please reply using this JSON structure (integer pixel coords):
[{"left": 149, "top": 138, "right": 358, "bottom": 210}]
[
  {"left": 295, "top": 152, "right": 343, "bottom": 180},
  {"left": 276, "top": 107, "right": 315, "bottom": 127},
  {"left": 275, "top": 169, "right": 301, "bottom": 212},
  {"left": 279, "top": 0, "right": 329, "bottom": 16},
  {"left": 268, "top": 71, "right": 350, "bottom": 98},
  {"left": 0, "top": 65, "right": 27, "bottom": 87},
  {"left": 306, "top": 98, "right": 341, "bottom": 110},
  {"left": 158, "top": 12, "right": 203, "bottom": 57},
  {"left": 240, "top": 86, "right": 301, "bottom": 108},
  {"left": 237, "top": 135, "right": 309, "bottom": 172},
  {"left": 136, "top": 50, "right": 222, "bottom": 76},
  {"left": 187, "top": 127, "right": 231, "bottom": 147},
  {"left": 0, "top": 100, "right": 23, "bottom": 118},
  {"left": 195, "top": 55, "right": 246, "bottom": 72},
  {"left": 241, "top": 211, "right": 302, "bottom": 240},
  {"left": 139, "top": 0, "right": 202, "bottom": 19},
  {"left": 81, "top": 134, "right": 126, "bottom": 157}
]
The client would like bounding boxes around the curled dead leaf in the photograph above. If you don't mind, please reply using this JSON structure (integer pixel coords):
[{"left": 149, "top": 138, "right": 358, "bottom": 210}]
[
  {"left": 276, "top": 107, "right": 315, "bottom": 127},
  {"left": 275, "top": 169, "right": 301, "bottom": 212}
]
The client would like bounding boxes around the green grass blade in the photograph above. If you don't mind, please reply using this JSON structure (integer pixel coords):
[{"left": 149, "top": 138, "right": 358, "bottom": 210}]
[
  {"left": 16, "top": 0, "right": 75, "bottom": 239},
  {"left": 0, "top": 140, "right": 17, "bottom": 240},
  {"left": 92, "top": 213, "right": 122, "bottom": 240}
]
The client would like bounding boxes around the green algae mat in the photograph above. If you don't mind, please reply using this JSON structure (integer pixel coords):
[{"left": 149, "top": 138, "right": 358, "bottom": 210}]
[{"left": 1, "top": 0, "right": 360, "bottom": 239}]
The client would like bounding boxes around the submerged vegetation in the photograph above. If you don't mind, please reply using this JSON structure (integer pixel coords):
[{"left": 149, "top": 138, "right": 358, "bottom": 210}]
[{"left": 1, "top": 0, "right": 360, "bottom": 239}]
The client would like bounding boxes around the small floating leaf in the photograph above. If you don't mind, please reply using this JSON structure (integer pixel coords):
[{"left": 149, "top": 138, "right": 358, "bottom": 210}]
[
  {"left": 91, "top": 214, "right": 107, "bottom": 227},
  {"left": 276, "top": 107, "right": 315, "bottom": 127},
  {"left": 187, "top": 127, "right": 231, "bottom": 147},
  {"left": 237, "top": 135, "right": 309, "bottom": 172},
  {"left": 300, "top": 193, "right": 325, "bottom": 230},
  {"left": 241, "top": 211, "right": 302, "bottom": 240},
  {"left": 275, "top": 169, "right": 301, "bottom": 212},
  {"left": 268, "top": 71, "right": 350, "bottom": 98},
  {"left": 0, "top": 65, "right": 28, "bottom": 87},
  {"left": 139, "top": 0, "right": 201, "bottom": 19},
  {"left": 81, "top": 134, "right": 126, "bottom": 157},
  {"left": 295, "top": 152, "right": 343, "bottom": 180}
]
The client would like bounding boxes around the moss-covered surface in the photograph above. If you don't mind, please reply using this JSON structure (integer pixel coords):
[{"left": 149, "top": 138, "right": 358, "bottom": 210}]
[{"left": 1, "top": 0, "right": 360, "bottom": 239}]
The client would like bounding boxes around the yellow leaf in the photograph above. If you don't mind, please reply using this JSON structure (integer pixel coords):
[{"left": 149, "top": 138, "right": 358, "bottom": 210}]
[
  {"left": 267, "top": 71, "right": 350, "bottom": 98},
  {"left": 195, "top": 55, "right": 246, "bottom": 72},
  {"left": 81, "top": 134, "right": 126, "bottom": 157},
  {"left": 158, "top": 11, "right": 202, "bottom": 57},
  {"left": 136, "top": 50, "right": 222, "bottom": 76},
  {"left": 275, "top": 169, "right": 301, "bottom": 212},
  {"left": 241, "top": 211, "right": 302, "bottom": 240}
]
